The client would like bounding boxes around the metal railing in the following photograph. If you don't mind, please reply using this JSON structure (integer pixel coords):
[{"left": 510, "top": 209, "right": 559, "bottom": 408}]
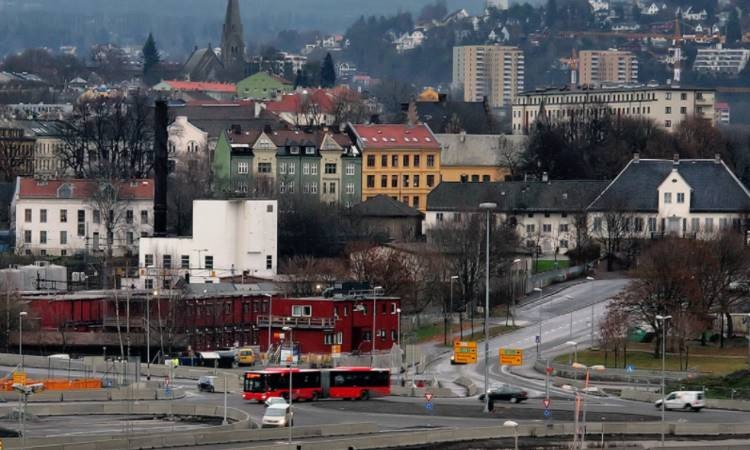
[{"left": 256, "top": 315, "right": 335, "bottom": 329}]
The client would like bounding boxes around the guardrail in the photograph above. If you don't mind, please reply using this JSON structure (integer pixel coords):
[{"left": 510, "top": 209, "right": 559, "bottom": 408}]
[
  {"left": 534, "top": 359, "right": 705, "bottom": 384},
  {"left": 256, "top": 315, "right": 336, "bottom": 329}
]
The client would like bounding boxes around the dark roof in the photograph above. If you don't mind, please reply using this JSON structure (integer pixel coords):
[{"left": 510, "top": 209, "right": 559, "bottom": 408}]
[
  {"left": 351, "top": 195, "right": 423, "bottom": 218},
  {"left": 172, "top": 104, "right": 277, "bottom": 138},
  {"left": 589, "top": 159, "right": 750, "bottom": 212},
  {"left": 427, "top": 180, "right": 610, "bottom": 213},
  {"left": 404, "top": 101, "right": 493, "bottom": 134}
]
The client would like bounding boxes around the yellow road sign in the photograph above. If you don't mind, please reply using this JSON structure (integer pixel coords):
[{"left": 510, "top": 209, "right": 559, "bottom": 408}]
[
  {"left": 331, "top": 344, "right": 341, "bottom": 357},
  {"left": 12, "top": 371, "right": 26, "bottom": 385},
  {"left": 499, "top": 348, "right": 523, "bottom": 366},
  {"left": 452, "top": 341, "right": 477, "bottom": 364}
]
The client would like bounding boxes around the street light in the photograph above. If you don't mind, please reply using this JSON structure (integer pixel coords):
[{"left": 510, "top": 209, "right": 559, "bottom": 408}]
[
  {"left": 264, "top": 293, "right": 273, "bottom": 365},
  {"left": 448, "top": 275, "right": 459, "bottom": 344},
  {"left": 147, "top": 290, "right": 157, "bottom": 380},
  {"left": 570, "top": 362, "right": 605, "bottom": 449},
  {"left": 586, "top": 277, "right": 596, "bottom": 346},
  {"left": 656, "top": 314, "right": 672, "bottom": 447},
  {"left": 371, "top": 286, "right": 383, "bottom": 366},
  {"left": 508, "top": 259, "right": 522, "bottom": 326},
  {"left": 282, "top": 325, "right": 294, "bottom": 445},
  {"left": 479, "top": 201, "right": 496, "bottom": 414},
  {"left": 19, "top": 311, "right": 27, "bottom": 370},
  {"left": 503, "top": 420, "right": 519, "bottom": 450},
  {"left": 566, "top": 341, "right": 579, "bottom": 366},
  {"left": 533, "top": 287, "right": 542, "bottom": 359}
]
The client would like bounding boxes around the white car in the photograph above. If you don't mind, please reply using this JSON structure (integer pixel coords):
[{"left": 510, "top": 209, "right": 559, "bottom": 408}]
[
  {"left": 262, "top": 403, "right": 293, "bottom": 427},
  {"left": 264, "top": 396, "right": 287, "bottom": 408},
  {"left": 654, "top": 391, "right": 705, "bottom": 412}
]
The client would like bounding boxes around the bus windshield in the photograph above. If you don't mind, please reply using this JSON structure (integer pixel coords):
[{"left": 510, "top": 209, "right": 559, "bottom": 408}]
[{"left": 244, "top": 373, "right": 267, "bottom": 392}]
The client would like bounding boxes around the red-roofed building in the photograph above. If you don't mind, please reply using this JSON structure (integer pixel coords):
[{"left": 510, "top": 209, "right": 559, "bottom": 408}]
[
  {"left": 260, "top": 87, "right": 357, "bottom": 126},
  {"left": 348, "top": 123, "right": 441, "bottom": 212},
  {"left": 12, "top": 178, "right": 154, "bottom": 257},
  {"left": 154, "top": 80, "right": 237, "bottom": 101}
]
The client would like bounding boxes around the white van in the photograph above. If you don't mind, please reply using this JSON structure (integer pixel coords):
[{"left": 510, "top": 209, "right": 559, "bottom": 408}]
[
  {"left": 262, "top": 403, "right": 293, "bottom": 427},
  {"left": 654, "top": 391, "right": 705, "bottom": 411}
]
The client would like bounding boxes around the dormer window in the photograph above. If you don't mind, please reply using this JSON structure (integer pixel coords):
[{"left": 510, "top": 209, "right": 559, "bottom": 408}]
[
  {"left": 57, "top": 184, "right": 73, "bottom": 199},
  {"left": 290, "top": 146, "right": 300, "bottom": 154},
  {"left": 305, "top": 146, "right": 315, "bottom": 155}
]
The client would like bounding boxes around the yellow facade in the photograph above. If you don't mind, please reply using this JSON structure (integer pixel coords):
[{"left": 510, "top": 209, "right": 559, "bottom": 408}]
[
  {"left": 417, "top": 87, "right": 440, "bottom": 102},
  {"left": 440, "top": 165, "right": 509, "bottom": 183},
  {"left": 362, "top": 149, "right": 441, "bottom": 212}
]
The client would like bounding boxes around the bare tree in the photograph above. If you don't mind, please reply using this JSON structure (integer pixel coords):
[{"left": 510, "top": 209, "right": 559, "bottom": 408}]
[
  {"left": 331, "top": 89, "right": 369, "bottom": 126},
  {"left": 167, "top": 152, "right": 211, "bottom": 235},
  {"left": 497, "top": 136, "right": 524, "bottom": 181},
  {"left": 0, "top": 134, "right": 33, "bottom": 182}
]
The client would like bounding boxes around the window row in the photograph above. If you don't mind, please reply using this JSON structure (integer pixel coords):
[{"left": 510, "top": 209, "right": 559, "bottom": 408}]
[
  {"left": 23, "top": 208, "right": 149, "bottom": 225},
  {"left": 365, "top": 153, "right": 436, "bottom": 168},
  {"left": 365, "top": 174, "right": 435, "bottom": 189}
]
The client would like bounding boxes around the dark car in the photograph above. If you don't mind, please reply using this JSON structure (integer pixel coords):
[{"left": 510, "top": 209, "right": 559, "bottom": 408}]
[
  {"left": 197, "top": 375, "right": 216, "bottom": 393},
  {"left": 478, "top": 384, "right": 528, "bottom": 403}
]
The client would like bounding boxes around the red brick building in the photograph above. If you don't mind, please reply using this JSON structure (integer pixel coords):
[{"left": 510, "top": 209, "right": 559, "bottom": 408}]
[{"left": 15, "top": 289, "right": 401, "bottom": 356}]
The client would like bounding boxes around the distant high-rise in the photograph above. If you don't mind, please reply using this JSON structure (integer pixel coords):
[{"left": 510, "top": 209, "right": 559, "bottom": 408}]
[
  {"left": 452, "top": 45, "right": 524, "bottom": 109},
  {"left": 221, "top": 0, "right": 246, "bottom": 75},
  {"left": 578, "top": 49, "right": 638, "bottom": 86}
]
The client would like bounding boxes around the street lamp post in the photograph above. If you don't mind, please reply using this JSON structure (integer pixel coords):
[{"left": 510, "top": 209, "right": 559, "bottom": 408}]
[
  {"left": 19, "top": 311, "right": 27, "bottom": 370},
  {"left": 533, "top": 287, "right": 542, "bottom": 360},
  {"left": 571, "top": 362, "right": 605, "bottom": 449},
  {"left": 264, "top": 293, "right": 273, "bottom": 364},
  {"left": 479, "top": 202, "right": 496, "bottom": 414},
  {"left": 566, "top": 341, "right": 578, "bottom": 366},
  {"left": 745, "top": 314, "right": 750, "bottom": 367},
  {"left": 371, "top": 286, "right": 383, "bottom": 366},
  {"left": 448, "top": 275, "right": 458, "bottom": 344},
  {"left": 509, "top": 259, "right": 522, "bottom": 326},
  {"left": 147, "top": 291, "right": 157, "bottom": 380},
  {"left": 656, "top": 314, "right": 672, "bottom": 447},
  {"left": 503, "top": 420, "right": 519, "bottom": 450},
  {"left": 282, "top": 325, "right": 294, "bottom": 446}
]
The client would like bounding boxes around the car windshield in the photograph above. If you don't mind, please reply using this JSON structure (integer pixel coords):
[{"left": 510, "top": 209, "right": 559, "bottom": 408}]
[{"left": 266, "top": 408, "right": 287, "bottom": 417}]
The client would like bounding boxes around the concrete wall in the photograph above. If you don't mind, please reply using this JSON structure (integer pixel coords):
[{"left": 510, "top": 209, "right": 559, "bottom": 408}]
[{"left": 621, "top": 388, "right": 750, "bottom": 412}]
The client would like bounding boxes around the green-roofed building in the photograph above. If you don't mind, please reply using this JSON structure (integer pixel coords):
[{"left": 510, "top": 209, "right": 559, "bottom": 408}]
[{"left": 236, "top": 72, "right": 292, "bottom": 100}]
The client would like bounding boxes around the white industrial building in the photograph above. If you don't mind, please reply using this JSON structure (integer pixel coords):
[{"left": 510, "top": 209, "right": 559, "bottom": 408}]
[{"left": 137, "top": 199, "right": 278, "bottom": 288}]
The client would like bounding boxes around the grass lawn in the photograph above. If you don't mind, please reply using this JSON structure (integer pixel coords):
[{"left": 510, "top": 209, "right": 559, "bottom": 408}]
[
  {"left": 534, "top": 259, "right": 570, "bottom": 273},
  {"left": 553, "top": 348, "right": 747, "bottom": 376}
]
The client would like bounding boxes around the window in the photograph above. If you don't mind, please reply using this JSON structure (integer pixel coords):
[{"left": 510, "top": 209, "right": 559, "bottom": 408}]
[
  {"left": 559, "top": 224, "right": 569, "bottom": 232},
  {"left": 346, "top": 164, "right": 355, "bottom": 176},
  {"left": 634, "top": 217, "right": 644, "bottom": 232},
  {"left": 145, "top": 254, "right": 154, "bottom": 267},
  {"left": 61, "top": 211, "right": 69, "bottom": 223},
  {"left": 681, "top": 93, "right": 687, "bottom": 100},
  {"left": 39, "top": 230, "right": 47, "bottom": 244},
  {"left": 391, "top": 175, "right": 398, "bottom": 188},
  {"left": 305, "top": 146, "right": 315, "bottom": 155},
  {"left": 526, "top": 224, "right": 535, "bottom": 233},
  {"left": 403, "top": 155, "right": 410, "bottom": 167},
  {"left": 666, "top": 92, "right": 672, "bottom": 100},
  {"left": 61, "top": 250, "right": 67, "bottom": 256},
  {"left": 303, "top": 162, "right": 309, "bottom": 175},
  {"left": 542, "top": 223, "right": 551, "bottom": 232},
  {"left": 60, "top": 231, "right": 67, "bottom": 245},
  {"left": 266, "top": 255, "right": 273, "bottom": 270},
  {"left": 665, "top": 106, "right": 672, "bottom": 114},
  {"left": 427, "top": 155, "right": 435, "bottom": 167},
  {"left": 381, "top": 154, "right": 387, "bottom": 167},
  {"left": 648, "top": 217, "right": 657, "bottom": 232},
  {"left": 402, "top": 175, "right": 409, "bottom": 188},
  {"left": 24, "top": 230, "right": 31, "bottom": 244},
  {"left": 560, "top": 239, "right": 569, "bottom": 248},
  {"left": 593, "top": 217, "right": 602, "bottom": 232},
  {"left": 181, "top": 255, "right": 190, "bottom": 269},
  {"left": 238, "top": 161, "right": 249, "bottom": 174},
  {"left": 366, "top": 175, "right": 375, "bottom": 188},
  {"left": 413, "top": 155, "right": 420, "bottom": 167},
  {"left": 292, "top": 305, "right": 312, "bottom": 317},
  {"left": 258, "top": 162, "right": 271, "bottom": 173},
  {"left": 705, "top": 218, "right": 714, "bottom": 233},
  {"left": 381, "top": 175, "right": 387, "bottom": 188},
  {"left": 303, "top": 183, "right": 310, "bottom": 194},
  {"left": 288, "top": 181, "right": 294, "bottom": 193},
  {"left": 413, "top": 175, "right": 420, "bottom": 187},
  {"left": 367, "top": 155, "right": 375, "bottom": 167},
  {"left": 279, "top": 162, "right": 287, "bottom": 174},
  {"left": 680, "top": 106, "right": 687, "bottom": 114},
  {"left": 329, "top": 182, "right": 335, "bottom": 194},
  {"left": 205, "top": 255, "right": 214, "bottom": 269},
  {"left": 677, "top": 193, "right": 685, "bottom": 203},
  {"left": 427, "top": 175, "right": 435, "bottom": 187},
  {"left": 290, "top": 146, "right": 300, "bottom": 155},
  {"left": 311, "top": 164, "right": 318, "bottom": 175},
  {"left": 279, "top": 182, "right": 286, "bottom": 194},
  {"left": 93, "top": 209, "right": 101, "bottom": 224},
  {"left": 163, "top": 255, "right": 172, "bottom": 269},
  {"left": 311, "top": 182, "right": 318, "bottom": 194},
  {"left": 39, "top": 209, "right": 47, "bottom": 223},
  {"left": 720, "top": 217, "right": 729, "bottom": 230},
  {"left": 288, "top": 162, "right": 295, "bottom": 175},
  {"left": 141, "top": 210, "right": 148, "bottom": 224},
  {"left": 663, "top": 192, "right": 672, "bottom": 204},
  {"left": 144, "top": 279, "right": 154, "bottom": 290},
  {"left": 126, "top": 232, "right": 133, "bottom": 245},
  {"left": 665, "top": 120, "right": 672, "bottom": 128},
  {"left": 77, "top": 222, "right": 85, "bottom": 237},
  {"left": 412, "top": 196, "right": 419, "bottom": 209},
  {"left": 391, "top": 155, "right": 398, "bottom": 167},
  {"left": 325, "top": 163, "right": 337, "bottom": 174}
]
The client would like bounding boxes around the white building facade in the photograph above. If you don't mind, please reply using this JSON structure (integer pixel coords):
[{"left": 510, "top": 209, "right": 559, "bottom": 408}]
[
  {"left": 167, "top": 116, "right": 210, "bottom": 168},
  {"left": 13, "top": 178, "right": 154, "bottom": 257},
  {"left": 693, "top": 47, "right": 750, "bottom": 75},
  {"left": 137, "top": 199, "right": 277, "bottom": 288}
]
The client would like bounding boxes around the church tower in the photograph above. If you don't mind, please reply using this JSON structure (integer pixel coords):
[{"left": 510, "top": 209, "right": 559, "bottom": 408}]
[{"left": 221, "top": 0, "right": 246, "bottom": 78}]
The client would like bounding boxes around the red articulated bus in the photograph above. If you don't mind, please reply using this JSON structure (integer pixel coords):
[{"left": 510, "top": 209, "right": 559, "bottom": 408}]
[{"left": 242, "top": 367, "right": 390, "bottom": 402}]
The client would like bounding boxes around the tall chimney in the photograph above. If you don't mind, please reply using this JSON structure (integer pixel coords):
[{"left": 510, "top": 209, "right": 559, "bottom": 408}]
[{"left": 153, "top": 100, "right": 168, "bottom": 237}]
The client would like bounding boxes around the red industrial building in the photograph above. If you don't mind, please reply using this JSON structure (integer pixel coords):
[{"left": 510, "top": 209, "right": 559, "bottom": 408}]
[{"left": 14, "top": 288, "right": 401, "bottom": 357}]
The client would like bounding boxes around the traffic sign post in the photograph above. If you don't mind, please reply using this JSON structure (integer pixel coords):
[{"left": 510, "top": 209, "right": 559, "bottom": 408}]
[
  {"left": 543, "top": 398, "right": 551, "bottom": 409},
  {"left": 452, "top": 341, "right": 477, "bottom": 364},
  {"left": 424, "top": 392, "right": 433, "bottom": 402},
  {"left": 498, "top": 348, "right": 523, "bottom": 366}
]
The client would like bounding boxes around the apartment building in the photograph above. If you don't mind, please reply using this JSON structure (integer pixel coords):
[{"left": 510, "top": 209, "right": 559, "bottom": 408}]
[
  {"left": 511, "top": 85, "right": 715, "bottom": 134},
  {"left": 693, "top": 47, "right": 750, "bottom": 75},
  {"left": 12, "top": 178, "right": 154, "bottom": 257},
  {"left": 349, "top": 123, "right": 441, "bottom": 212},
  {"left": 578, "top": 49, "right": 638, "bottom": 85},
  {"left": 12, "top": 120, "right": 68, "bottom": 179},
  {"left": 452, "top": 45, "right": 524, "bottom": 108}
]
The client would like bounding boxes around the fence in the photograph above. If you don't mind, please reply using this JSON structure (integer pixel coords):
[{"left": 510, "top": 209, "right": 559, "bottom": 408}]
[{"left": 534, "top": 359, "right": 706, "bottom": 384}]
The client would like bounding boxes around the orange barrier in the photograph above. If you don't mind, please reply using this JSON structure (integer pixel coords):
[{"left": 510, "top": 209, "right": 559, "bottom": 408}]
[{"left": 1, "top": 378, "right": 102, "bottom": 391}]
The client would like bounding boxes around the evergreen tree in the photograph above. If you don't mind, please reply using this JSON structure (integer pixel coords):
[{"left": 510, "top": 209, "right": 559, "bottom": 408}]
[
  {"left": 320, "top": 53, "right": 337, "bottom": 88},
  {"left": 142, "top": 33, "right": 161, "bottom": 86},
  {"left": 726, "top": 9, "right": 742, "bottom": 45},
  {"left": 545, "top": 0, "right": 557, "bottom": 28}
]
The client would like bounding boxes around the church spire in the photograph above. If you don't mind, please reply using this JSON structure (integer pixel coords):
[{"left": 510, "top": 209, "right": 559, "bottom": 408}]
[{"left": 221, "top": 0, "right": 246, "bottom": 76}]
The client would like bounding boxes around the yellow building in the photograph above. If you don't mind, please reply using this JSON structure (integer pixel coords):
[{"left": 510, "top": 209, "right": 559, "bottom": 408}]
[
  {"left": 436, "top": 133, "right": 526, "bottom": 182},
  {"left": 350, "top": 124, "right": 441, "bottom": 212},
  {"left": 417, "top": 87, "right": 440, "bottom": 102}
]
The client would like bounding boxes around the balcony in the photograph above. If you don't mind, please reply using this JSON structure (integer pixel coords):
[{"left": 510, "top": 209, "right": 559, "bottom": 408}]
[{"left": 257, "top": 315, "right": 336, "bottom": 330}]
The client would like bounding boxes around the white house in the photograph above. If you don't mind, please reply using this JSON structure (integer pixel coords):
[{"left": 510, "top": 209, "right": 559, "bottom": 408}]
[
  {"left": 137, "top": 199, "right": 277, "bottom": 288},
  {"left": 588, "top": 155, "right": 750, "bottom": 240},
  {"left": 394, "top": 31, "right": 426, "bottom": 53},
  {"left": 642, "top": 2, "right": 662, "bottom": 15},
  {"left": 589, "top": 0, "right": 610, "bottom": 12},
  {"left": 13, "top": 178, "right": 154, "bottom": 257},
  {"left": 167, "top": 116, "right": 209, "bottom": 167}
]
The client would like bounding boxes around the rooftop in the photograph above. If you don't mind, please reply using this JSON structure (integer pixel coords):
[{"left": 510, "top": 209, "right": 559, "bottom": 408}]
[
  {"left": 17, "top": 178, "right": 154, "bottom": 201},
  {"left": 350, "top": 123, "right": 440, "bottom": 150}
]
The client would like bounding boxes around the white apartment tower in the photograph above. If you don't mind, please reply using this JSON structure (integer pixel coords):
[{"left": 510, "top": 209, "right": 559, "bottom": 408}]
[{"left": 452, "top": 45, "right": 524, "bottom": 109}]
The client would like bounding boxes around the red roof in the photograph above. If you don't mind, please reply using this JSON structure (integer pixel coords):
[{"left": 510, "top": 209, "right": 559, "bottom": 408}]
[
  {"left": 263, "top": 87, "right": 357, "bottom": 115},
  {"left": 716, "top": 102, "right": 730, "bottom": 110},
  {"left": 351, "top": 124, "right": 440, "bottom": 150},
  {"left": 17, "top": 178, "right": 154, "bottom": 200},
  {"left": 164, "top": 80, "right": 237, "bottom": 93}
]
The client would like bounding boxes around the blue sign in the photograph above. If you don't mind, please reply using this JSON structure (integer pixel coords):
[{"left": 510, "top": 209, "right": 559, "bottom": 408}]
[
  {"left": 626, "top": 364, "right": 635, "bottom": 373},
  {"left": 543, "top": 409, "right": 551, "bottom": 418},
  {"left": 425, "top": 402, "right": 433, "bottom": 410},
  {"left": 165, "top": 388, "right": 173, "bottom": 397},
  {"left": 535, "top": 335, "right": 541, "bottom": 344}
]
